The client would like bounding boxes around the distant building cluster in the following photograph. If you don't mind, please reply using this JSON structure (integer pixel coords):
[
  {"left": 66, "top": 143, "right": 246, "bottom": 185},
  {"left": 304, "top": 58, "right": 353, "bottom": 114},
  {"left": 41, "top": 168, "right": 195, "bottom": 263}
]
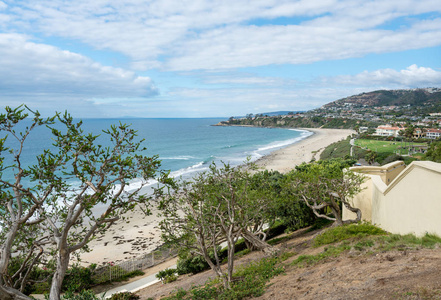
[{"left": 373, "top": 124, "right": 441, "bottom": 139}]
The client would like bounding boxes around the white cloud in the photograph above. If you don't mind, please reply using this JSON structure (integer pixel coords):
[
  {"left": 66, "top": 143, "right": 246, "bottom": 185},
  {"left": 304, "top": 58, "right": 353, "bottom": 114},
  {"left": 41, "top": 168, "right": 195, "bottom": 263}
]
[
  {"left": 0, "top": 33, "right": 157, "bottom": 98},
  {"left": 324, "top": 65, "right": 441, "bottom": 87},
  {"left": 4, "top": 0, "right": 441, "bottom": 71},
  {"left": 200, "top": 72, "right": 294, "bottom": 86},
  {"left": 165, "top": 20, "right": 441, "bottom": 70},
  {"left": 0, "top": 1, "right": 440, "bottom": 118}
]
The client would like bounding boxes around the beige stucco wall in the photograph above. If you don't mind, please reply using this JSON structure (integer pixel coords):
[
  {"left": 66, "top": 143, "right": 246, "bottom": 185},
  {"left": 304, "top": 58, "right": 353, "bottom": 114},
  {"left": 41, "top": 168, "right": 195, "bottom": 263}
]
[
  {"left": 350, "top": 160, "right": 406, "bottom": 185},
  {"left": 343, "top": 161, "right": 405, "bottom": 222},
  {"left": 345, "top": 161, "right": 441, "bottom": 237},
  {"left": 371, "top": 162, "right": 441, "bottom": 236}
]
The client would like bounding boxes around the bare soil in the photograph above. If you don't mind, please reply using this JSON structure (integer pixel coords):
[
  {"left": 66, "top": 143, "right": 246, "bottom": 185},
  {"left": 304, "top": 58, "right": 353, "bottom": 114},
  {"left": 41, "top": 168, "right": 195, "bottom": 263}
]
[{"left": 137, "top": 229, "right": 441, "bottom": 300}]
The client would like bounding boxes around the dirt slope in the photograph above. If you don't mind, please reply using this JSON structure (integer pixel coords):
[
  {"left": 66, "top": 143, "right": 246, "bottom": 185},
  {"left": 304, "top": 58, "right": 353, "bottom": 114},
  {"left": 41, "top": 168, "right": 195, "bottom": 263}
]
[{"left": 138, "top": 229, "right": 441, "bottom": 300}]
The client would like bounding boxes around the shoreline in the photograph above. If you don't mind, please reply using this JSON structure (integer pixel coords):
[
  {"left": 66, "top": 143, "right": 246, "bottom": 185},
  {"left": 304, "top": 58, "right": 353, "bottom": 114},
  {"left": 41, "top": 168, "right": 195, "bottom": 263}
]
[
  {"left": 81, "top": 127, "right": 354, "bottom": 265},
  {"left": 255, "top": 127, "right": 355, "bottom": 173}
]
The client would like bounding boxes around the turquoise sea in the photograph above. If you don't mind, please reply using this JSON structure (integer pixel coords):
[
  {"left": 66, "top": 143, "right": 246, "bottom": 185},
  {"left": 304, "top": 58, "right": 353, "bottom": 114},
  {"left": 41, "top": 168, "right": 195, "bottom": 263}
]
[{"left": 2, "top": 118, "right": 312, "bottom": 189}]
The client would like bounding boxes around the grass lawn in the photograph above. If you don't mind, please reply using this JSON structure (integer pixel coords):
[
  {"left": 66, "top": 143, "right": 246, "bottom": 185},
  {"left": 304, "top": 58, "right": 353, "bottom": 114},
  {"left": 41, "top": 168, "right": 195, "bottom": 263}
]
[{"left": 354, "top": 139, "right": 427, "bottom": 155}]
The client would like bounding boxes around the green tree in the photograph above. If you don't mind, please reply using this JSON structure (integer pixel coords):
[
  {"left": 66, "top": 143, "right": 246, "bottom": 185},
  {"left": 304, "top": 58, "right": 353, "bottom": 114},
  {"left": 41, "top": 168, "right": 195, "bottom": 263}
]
[
  {"left": 365, "top": 151, "right": 377, "bottom": 165},
  {"left": 157, "top": 163, "right": 274, "bottom": 289},
  {"left": 0, "top": 106, "right": 162, "bottom": 300},
  {"left": 0, "top": 106, "right": 57, "bottom": 300},
  {"left": 289, "top": 159, "right": 365, "bottom": 226},
  {"left": 425, "top": 141, "right": 441, "bottom": 162},
  {"left": 400, "top": 125, "right": 415, "bottom": 154},
  {"left": 253, "top": 171, "right": 315, "bottom": 232}
]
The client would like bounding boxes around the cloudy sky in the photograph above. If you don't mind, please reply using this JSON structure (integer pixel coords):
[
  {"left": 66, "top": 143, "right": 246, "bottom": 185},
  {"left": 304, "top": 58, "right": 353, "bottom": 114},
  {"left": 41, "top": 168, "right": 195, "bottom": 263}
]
[{"left": 0, "top": 0, "right": 440, "bottom": 118}]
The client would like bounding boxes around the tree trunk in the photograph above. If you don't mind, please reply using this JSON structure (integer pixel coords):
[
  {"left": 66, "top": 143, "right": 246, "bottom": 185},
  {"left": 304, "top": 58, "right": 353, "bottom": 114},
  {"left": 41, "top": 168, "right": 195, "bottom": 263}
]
[
  {"left": 226, "top": 233, "right": 235, "bottom": 286},
  {"left": 330, "top": 206, "right": 343, "bottom": 226},
  {"left": 241, "top": 229, "right": 276, "bottom": 255},
  {"left": 49, "top": 249, "right": 70, "bottom": 300},
  {"left": 0, "top": 224, "right": 31, "bottom": 300},
  {"left": 203, "top": 252, "right": 228, "bottom": 289},
  {"left": 341, "top": 202, "right": 362, "bottom": 225},
  {"left": 0, "top": 285, "right": 31, "bottom": 300}
]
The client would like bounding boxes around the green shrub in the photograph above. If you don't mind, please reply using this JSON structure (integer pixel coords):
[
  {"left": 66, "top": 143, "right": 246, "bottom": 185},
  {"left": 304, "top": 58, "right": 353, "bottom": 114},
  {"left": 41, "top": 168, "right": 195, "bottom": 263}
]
[
  {"left": 264, "top": 220, "right": 287, "bottom": 240},
  {"left": 156, "top": 268, "right": 178, "bottom": 283},
  {"left": 109, "top": 291, "right": 140, "bottom": 300},
  {"left": 60, "top": 290, "right": 101, "bottom": 300},
  {"left": 166, "top": 256, "right": 284, "bottom": 300},
  {"left": 381, "top": 154, "right": 404, "bottom": 165},
  {"left": 377, "top": 233, "right": 441, "bottom": 251},
  {"left": 176, "top": 254, "right": 211, "bottom": 275},
  {"left": 314, "top": 223, "right": 386, "bottom": 247},
  {"left": 7, "top": 256, "right": 53, "bottom": 295},
  {"left": 309, "top": 218, "right": 333, "bottom": 231},
  {"left": 62, "top": 264, "right": 97, "bottom": 292},
  {"left": 354, "top": 239, "right": 374, "bottom": 251}
]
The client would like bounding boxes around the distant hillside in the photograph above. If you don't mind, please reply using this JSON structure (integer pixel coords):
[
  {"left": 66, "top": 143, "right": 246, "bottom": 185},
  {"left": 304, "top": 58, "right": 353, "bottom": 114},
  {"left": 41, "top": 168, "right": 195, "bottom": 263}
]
[
  {"left": 259, "top": 111, "right": 304, "bottom": 116},
  {"left": 233, "top": 111, "right": 304, "bottom": 118},
  {"left": 323, "top": 88, "right": 441, "bottom": 108}
]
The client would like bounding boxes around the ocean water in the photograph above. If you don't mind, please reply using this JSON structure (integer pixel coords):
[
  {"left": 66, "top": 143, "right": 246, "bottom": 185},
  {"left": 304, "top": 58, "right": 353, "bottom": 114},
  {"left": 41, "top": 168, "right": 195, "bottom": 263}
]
[{"left": 1, "top": 118, "right": 312, "bottom": 188}]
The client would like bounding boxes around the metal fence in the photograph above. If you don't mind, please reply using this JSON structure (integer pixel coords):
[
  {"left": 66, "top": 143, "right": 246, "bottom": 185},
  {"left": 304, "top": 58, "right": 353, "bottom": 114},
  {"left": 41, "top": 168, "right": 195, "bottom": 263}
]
[{"left": 92, "top": 245, "right": 178, "bottom": 283}]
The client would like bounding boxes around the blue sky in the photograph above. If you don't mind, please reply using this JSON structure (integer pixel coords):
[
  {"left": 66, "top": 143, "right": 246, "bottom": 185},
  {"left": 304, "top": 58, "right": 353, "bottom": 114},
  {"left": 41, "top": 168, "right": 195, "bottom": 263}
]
[{"left": 0, "top": 0, "right": 440, "bottom": 118}]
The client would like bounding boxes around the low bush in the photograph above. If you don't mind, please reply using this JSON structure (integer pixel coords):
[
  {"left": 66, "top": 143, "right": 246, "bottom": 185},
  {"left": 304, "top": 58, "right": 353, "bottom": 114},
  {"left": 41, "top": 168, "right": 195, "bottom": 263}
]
[
  {"left": 62, "top": 264, "right": 97, "bottom": 292},
  {"left": 166, "top": 256, "right": 285, "bottom": 300},
  {"left": 108, "top": 292, "right": 140, "bottom": 300},
  {"left": 60, "top": 290, "right": 101, "bottom": 300},
  {"left": 176, "top": 253, "right": 212, "bottom": 275},
  {"left": 377, "top": 233, "right": 441, "bottom": 251},
  {"left": 156, "top": 268, "right": 178, "bottom": 284},
  {"left": 313, "top": 223, "right": 387, "bottom": 247}
]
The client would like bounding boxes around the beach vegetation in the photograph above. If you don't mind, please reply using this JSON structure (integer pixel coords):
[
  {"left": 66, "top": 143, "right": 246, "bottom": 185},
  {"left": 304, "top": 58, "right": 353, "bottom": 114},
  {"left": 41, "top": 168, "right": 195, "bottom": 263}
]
[
  {"left": 107, "top": 292, "right": 140, "bottom": 300},
  {"left": 0, "top": 106, "right": 162, "bottom": 299},
  {"left": 59, "top": 289, "right": 103, "bottom": 300},
  {"left": 61, "top": 264, "right": 96, "bottom": 292},
  {"left": 156, "top": 162, "right": 275, "bottom": 289},
  {"left": 156, "top": 268, "right": 178, "bottom": 284}
]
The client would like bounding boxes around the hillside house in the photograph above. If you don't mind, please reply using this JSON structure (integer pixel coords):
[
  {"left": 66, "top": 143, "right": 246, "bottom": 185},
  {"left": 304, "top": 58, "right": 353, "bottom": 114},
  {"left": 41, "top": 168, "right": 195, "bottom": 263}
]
[
  {"left": 374, "top": 125, "right": 405, "bottom": 137},
  {"left": 426, "top": 128, "right": 441, "bottom": 139},
  {"left": 413, "top": 128, "right": 425, "bottom": 139}
]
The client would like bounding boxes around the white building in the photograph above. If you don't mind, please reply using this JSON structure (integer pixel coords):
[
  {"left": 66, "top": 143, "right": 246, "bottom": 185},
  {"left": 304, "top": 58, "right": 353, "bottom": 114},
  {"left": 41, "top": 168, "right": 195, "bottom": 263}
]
[
  {"left": 375, "top": 125, "right": 405, "bottom": 137},
  {"left": 426, "top": 128, "right": 441, "bottom": 139}
]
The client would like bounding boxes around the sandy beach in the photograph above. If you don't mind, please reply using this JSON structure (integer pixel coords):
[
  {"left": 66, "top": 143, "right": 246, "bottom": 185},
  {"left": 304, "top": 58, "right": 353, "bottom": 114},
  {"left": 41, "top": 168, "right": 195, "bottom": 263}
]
[
  {"left": 81, "top": 127, "right": 354, "bottom": 266},
  {"left": 255, "top": 128, "right": 355, "bottom": 173}
]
